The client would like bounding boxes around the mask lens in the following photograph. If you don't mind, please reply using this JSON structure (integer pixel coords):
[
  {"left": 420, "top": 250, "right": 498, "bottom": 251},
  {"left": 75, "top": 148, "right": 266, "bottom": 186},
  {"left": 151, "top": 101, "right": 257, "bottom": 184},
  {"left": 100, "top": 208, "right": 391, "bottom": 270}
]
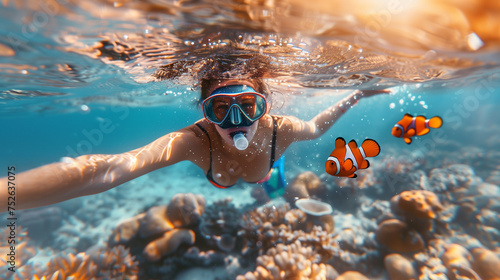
[
  {"left": 211, "top": 96, "right": 231, "bottom": 122},
  {"left": 236, "top": 94, "right": 259, "bottom": 119}
]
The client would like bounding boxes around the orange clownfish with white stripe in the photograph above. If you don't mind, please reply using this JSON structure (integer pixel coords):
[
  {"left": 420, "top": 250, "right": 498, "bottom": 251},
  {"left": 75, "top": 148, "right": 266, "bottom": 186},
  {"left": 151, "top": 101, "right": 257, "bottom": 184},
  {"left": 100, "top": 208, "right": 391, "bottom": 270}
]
[
  {"left": 392, "top": 113, "right": 443, "bottom": 144},
  {"left": 325, "top": 137, "right": 381, "bottom": 178}
]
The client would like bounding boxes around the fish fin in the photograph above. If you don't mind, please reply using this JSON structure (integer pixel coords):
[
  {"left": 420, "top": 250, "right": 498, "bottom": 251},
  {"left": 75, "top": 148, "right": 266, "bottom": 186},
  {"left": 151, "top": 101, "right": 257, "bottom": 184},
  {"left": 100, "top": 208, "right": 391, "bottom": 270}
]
[
  {"left": 360, "top": 160, "right": 370, "bottom": 169},
  {"left": 417, "top": 127, "right": 430, "bottom": 136},
  {"left": 343, "top": 158, "right": 354, "bottom": 171},
  {"left": 348, "top": 140, "right": 358, "bottom": 151},
  {"left": 407, "top": 128, "right": 416, "bottom": 137},
  {"left": 348, "top": 173, "right": 357, "bottom": 178},
  {"left": 404, "top": 113, "right": 413, "bottom": 118},
  {"left": 416, "top": 115, "right": 427, "bottom": 122},
  {"left": 361, "top": 139, "right": 380, "bottom": 157},
  {"left": 335, "top": 137, "right": 346, "bottom": 149},
  {"left": 429, "top": 116, "right": 443, "bottom": 128},
  {"left": 404, "top": 137, "right": 412, "bottom": 144}
]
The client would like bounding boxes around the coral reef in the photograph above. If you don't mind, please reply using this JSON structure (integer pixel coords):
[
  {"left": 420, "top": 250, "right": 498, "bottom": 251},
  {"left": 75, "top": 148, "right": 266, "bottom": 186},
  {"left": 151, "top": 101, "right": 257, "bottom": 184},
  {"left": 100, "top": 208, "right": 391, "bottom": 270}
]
[
  {"left": 108, "top": 194, "right": 250, "bottom": 278},
  {"left": 199, "top": 198, "right": 241, "bottom": 252},
  {"left": 335, "top": 271, "right": 370, "bottom": 280},
  {"left": 110, "top": 193, "right": 207, "bottom": 265},
  {"left": 283, "top": 171, "right": 326, "bottom": 204},
  {"left": 143, "top": 228, "right": 196, "bottom": 261},
  {"left": 11, "top": 245, "right": 138, "bottom": 280},
  {"left": 18, "top": 206, "right": 63, "bottom": 244},
  {"left": 236, "top": 240, "right": 338, "bottom": 280},
  {"left": 6, "top": 148, "right": 500, "bottom": 280},
  {"left": 384, "top": 253, "right": 418, "bottom": 280},
  {"left": 295, "top": 198, "right": 335, "bottom": 233},
  {"left": 376, "top": 219, "right": 425, "bottom": 253},
  {"left": 395, "top": 190, "right": 443, "bottom": 220},
  {"left": 471, "top": 247, "right": 500, "bottom": 280},
  {"left": 0, "top": 227, "right": 37, "bottom": 280}
]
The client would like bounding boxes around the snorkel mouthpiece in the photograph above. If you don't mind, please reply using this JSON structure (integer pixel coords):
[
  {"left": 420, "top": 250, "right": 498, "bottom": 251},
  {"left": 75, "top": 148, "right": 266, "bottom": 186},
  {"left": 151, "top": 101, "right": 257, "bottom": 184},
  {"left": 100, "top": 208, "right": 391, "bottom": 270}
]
[{"left": 232, "top": 132, "right": 249, "bottom": 150}]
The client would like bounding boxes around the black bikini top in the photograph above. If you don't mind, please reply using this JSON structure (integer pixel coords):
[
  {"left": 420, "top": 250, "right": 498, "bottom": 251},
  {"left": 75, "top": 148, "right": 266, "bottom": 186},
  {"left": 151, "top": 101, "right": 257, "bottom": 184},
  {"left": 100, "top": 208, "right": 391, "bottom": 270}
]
[{"left": 195, "top": 116, "right": 278, "bottom": 188}]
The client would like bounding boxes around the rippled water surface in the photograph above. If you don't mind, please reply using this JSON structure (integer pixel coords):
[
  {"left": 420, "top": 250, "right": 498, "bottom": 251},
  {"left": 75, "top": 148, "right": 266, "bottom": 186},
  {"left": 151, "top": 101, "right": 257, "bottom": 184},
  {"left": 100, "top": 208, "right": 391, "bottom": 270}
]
[{"left": 1, "top": 0, "right": 499, "bottom": 112}]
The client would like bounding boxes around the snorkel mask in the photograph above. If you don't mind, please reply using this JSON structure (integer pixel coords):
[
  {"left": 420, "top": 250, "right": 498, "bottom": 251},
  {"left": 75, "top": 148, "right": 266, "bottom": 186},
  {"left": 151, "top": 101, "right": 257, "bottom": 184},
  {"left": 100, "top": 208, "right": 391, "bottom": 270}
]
[{"left": 202, "top": 85, "right": 267, "bottom": 129}]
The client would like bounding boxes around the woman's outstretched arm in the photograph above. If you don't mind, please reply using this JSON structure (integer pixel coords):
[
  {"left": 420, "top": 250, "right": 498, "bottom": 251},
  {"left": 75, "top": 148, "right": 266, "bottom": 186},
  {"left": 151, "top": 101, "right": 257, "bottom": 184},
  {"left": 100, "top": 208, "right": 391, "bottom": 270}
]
[
  {"left": 0, "top": 128, "right": 201, "bottom": 211},
  {"left": 284, "top": 89, "right": 390, "bottom": 142}
]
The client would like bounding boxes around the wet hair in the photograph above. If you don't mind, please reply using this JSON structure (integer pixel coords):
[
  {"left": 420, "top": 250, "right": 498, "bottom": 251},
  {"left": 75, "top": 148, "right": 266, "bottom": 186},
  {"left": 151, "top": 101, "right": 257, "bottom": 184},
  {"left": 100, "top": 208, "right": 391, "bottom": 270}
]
[{"left": 200, "top": 78, "right": 271, "bottom": 100}]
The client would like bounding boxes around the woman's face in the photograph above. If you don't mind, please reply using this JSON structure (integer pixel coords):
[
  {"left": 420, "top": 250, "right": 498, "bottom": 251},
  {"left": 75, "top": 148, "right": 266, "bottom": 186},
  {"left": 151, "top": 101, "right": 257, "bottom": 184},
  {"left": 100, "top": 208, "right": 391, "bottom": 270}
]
[{"left": 208, "top": 79, "right": 265, "bottom": 147}]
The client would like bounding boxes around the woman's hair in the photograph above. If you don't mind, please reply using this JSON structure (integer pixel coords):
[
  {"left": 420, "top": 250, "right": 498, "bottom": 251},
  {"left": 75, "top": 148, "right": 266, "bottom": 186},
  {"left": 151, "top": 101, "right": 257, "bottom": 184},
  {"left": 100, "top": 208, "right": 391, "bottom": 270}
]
[{"left": 200, "top": 78, "right": 270, "bottom": 100}]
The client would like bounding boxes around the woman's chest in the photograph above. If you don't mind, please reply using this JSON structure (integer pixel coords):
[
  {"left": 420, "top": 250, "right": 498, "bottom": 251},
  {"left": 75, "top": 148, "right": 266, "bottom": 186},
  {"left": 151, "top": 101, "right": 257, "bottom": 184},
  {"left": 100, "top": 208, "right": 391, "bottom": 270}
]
[{"left": 210, "top": 145, "right": 274, "bottom": 185}]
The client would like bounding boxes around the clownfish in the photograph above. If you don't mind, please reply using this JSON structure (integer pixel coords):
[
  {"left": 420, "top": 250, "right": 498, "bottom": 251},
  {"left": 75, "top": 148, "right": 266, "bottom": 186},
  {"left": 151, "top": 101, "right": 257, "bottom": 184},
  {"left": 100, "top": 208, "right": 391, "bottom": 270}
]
[
  {"left": 392, "top": 113, "right": 443, "bottom": 144},
  {"left": 325, "top": 137, "right": 380, "bottom": 178}
]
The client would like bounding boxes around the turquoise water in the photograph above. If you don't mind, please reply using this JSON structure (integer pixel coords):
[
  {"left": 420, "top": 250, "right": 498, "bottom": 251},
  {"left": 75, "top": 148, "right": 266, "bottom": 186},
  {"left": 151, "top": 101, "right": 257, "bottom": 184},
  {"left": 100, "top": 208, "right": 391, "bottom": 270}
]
[{"left": 1, "top": 0, "right": 500, "bottom": 279}]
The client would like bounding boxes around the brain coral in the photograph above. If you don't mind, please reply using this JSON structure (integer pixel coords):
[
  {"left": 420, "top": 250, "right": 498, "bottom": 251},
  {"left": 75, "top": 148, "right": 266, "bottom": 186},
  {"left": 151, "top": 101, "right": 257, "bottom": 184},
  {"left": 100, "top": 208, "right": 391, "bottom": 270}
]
[
  {"left": 394, "top": 190, "right": 443, "bottom": 219},
  {"left": 384, "top": 253, "right": 417, "bottom": 280},
  {"left": 375, "top": 219, "right": 424, "bottom": 253},
  {"left": 471, "top": 247, "right": 500, "bottom": 280}
]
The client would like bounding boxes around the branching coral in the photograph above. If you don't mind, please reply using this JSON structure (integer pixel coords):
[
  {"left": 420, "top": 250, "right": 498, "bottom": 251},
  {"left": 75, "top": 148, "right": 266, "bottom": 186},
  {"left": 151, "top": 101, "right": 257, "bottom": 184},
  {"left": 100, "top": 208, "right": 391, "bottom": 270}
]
[
  {"left": 236, "top": 240, "right": 338, "bottom": 280},
  {"left": 0, "top": 226, "right": 37, "bottom": 280},
  {"left": 239, "top": 202, "right": 383, "bottom": 277},
  {"left": 14, "top": 245, "right": 138, "bottom": 280},
  {"left": 238, "top": 203, "right": 337, "bottom": 259}
]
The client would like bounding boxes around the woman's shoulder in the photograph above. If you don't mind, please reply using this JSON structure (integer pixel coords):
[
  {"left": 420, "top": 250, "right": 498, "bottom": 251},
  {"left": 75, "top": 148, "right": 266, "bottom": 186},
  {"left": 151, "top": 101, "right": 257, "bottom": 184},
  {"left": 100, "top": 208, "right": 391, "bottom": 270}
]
[
  {"left": 268, "top": 114, "right": 301, "bottom": 130},
  {"left": 177, "top": 119, "right": 217, "bottom": 142}
]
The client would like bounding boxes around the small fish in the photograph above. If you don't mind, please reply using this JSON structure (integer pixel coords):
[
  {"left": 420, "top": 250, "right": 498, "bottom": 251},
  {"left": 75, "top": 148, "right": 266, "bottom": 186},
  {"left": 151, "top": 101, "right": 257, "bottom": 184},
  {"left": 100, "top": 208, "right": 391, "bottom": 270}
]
[
  {"left": 325, "top": 137, "right": 380, "bottom": 178},
  {"left": 392, "top": 113, "right": 443, "bottom": 144}
]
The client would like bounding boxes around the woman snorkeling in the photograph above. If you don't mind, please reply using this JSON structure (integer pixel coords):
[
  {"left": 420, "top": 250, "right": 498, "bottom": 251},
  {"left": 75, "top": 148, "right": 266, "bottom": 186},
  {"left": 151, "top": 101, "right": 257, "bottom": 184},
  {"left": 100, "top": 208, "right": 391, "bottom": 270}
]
[{"left": 0, "top": 78, "right": 388, "bottom": 211}]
